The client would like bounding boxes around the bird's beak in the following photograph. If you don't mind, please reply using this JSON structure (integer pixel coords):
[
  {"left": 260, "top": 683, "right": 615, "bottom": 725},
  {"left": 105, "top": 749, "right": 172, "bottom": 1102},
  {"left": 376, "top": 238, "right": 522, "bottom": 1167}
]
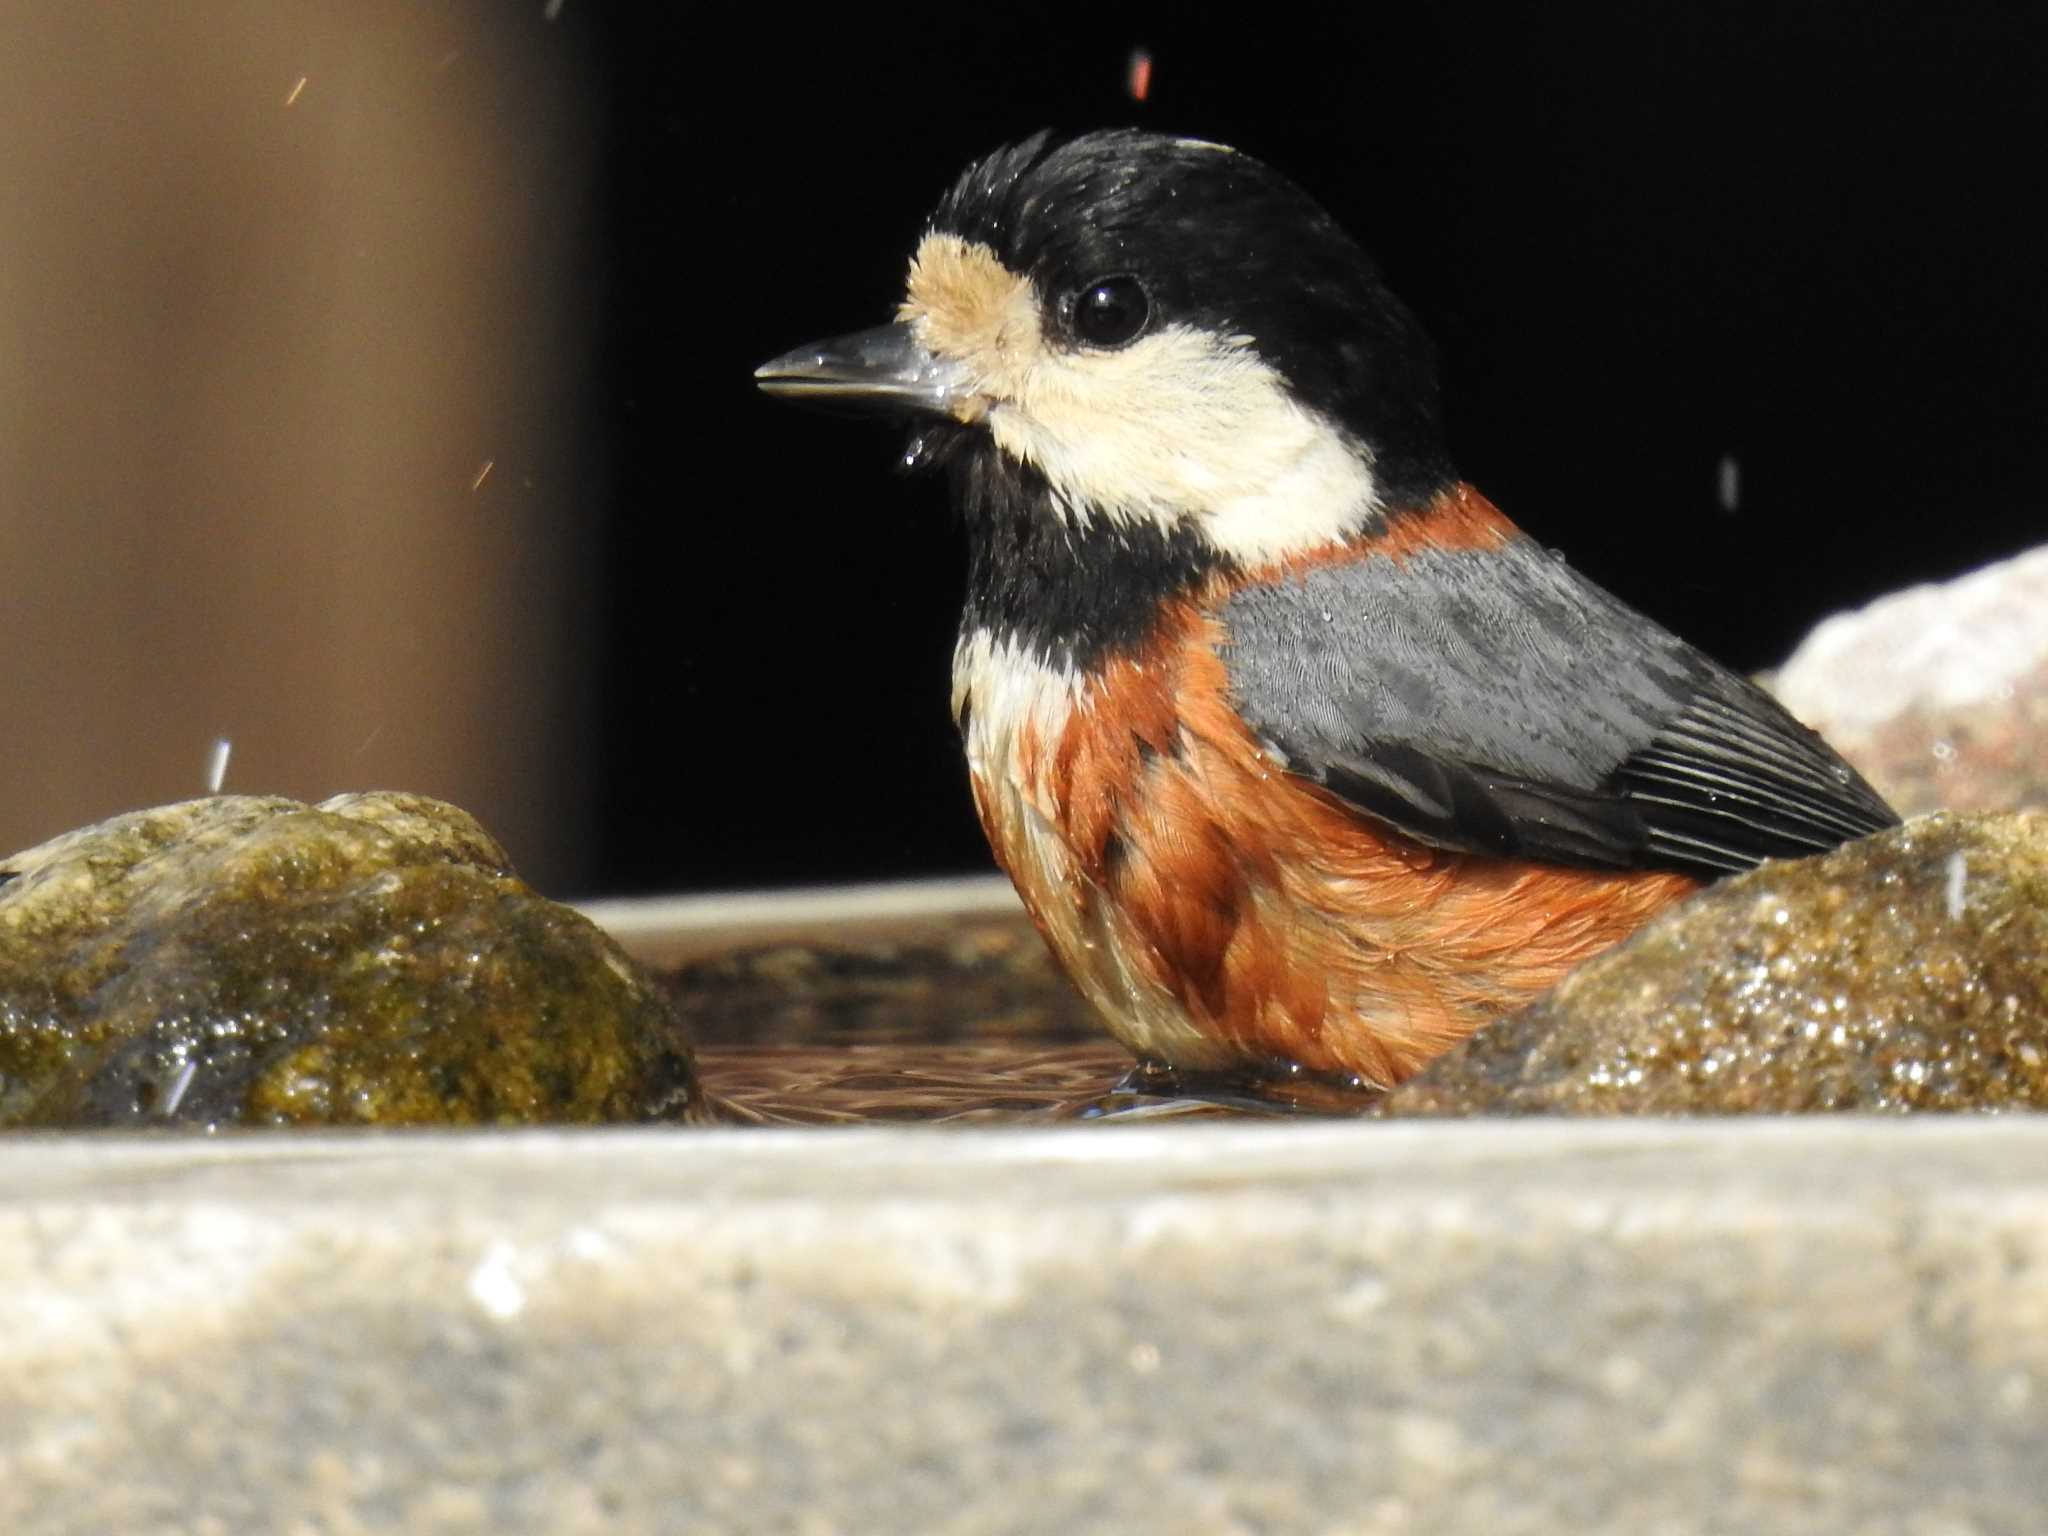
[{"left": 754, "top": 322, "right": 976, "bottom": 420}]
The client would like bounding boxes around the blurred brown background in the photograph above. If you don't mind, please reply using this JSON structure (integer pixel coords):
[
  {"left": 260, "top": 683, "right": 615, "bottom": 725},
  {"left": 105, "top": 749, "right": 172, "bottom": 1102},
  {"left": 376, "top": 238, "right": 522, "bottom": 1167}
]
[{"left": 0, "top": 2, "right": 596, "bottom": 887}]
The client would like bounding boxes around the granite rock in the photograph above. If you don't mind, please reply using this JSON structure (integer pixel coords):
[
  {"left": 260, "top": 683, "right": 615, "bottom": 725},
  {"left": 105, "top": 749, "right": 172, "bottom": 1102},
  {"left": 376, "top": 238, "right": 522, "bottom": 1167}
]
[
  {"left": 0, "top": 793, "right": 702, "bottom": 1127},
  {"left": 1771, "top": 543, "right": 2048, "bottom": 815}
]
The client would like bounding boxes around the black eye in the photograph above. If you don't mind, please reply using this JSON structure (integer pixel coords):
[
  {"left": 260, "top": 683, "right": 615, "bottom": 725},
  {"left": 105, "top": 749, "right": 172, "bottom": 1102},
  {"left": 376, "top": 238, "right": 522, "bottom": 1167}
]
[{"left": 1071, "top": 275, "right": 1151, "bottom": 348}]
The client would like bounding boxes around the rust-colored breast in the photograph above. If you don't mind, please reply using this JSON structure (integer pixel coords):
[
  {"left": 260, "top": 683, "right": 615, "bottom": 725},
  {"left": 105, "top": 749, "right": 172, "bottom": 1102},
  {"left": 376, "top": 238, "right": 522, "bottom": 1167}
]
[{"left": 960, "top": 490, "right": 1699, "bottom": 1087}]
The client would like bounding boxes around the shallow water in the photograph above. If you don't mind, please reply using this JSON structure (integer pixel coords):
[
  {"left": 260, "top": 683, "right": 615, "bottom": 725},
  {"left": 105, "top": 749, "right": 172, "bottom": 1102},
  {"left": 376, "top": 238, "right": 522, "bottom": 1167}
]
[
  {"left": 658, "top": 916, "right": 1377, "bottom": 1123},
  {"left": 696, "top": 1041, "right": 1141, "bottom": 1123}
]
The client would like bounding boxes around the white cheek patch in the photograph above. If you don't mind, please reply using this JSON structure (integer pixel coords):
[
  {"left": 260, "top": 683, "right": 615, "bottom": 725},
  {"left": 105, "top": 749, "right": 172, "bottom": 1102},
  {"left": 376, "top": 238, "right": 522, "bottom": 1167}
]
[
  {"left": 987, "top": 325, "right": 1381, "bottom": 565},
  {"left": 901, "top": 234, "right": 1380, "bottom": 567}
]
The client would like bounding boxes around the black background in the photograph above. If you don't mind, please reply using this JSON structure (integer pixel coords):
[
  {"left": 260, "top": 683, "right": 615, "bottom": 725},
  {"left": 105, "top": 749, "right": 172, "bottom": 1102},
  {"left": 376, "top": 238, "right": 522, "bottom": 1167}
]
[{"left": 556, "top": 4, "right": 2046, "bottom": 896}]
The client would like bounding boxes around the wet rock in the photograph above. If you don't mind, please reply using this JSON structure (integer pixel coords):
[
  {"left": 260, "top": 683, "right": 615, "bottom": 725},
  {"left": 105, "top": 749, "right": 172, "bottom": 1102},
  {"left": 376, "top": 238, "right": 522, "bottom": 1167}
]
[
  {"left": 1771, "top": 543, "right": 2048, "bottom": 815},
  {"left": 1384, "top": 813, "right": 2048, "bottom": 1115},
  {"left": 0, "top": 793, "right": 703, "bottom": 1127}
]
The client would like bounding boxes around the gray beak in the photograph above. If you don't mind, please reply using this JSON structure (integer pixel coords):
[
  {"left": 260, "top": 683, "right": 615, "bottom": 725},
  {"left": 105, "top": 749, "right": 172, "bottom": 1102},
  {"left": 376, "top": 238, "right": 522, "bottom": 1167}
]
[{"left": 754, "top": 322, "right": 973, "bottom": 419}]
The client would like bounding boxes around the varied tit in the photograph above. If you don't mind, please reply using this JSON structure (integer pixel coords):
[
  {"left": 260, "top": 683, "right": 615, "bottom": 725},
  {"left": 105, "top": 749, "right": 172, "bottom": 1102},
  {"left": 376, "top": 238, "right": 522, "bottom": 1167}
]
[{"left": 756, "top": 130, "right": 1898, "bottom": 1092}]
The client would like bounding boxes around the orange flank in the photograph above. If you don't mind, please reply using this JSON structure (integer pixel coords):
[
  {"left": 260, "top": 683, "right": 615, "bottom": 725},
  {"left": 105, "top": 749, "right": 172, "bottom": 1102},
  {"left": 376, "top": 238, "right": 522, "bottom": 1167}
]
[{"left": 971, "top": 552, "right": 1697, "bottom": 1088}]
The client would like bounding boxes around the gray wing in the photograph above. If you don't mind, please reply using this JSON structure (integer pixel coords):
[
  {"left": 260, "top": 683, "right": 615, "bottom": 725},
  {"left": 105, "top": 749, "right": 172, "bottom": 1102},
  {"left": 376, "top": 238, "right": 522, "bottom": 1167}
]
[{"left": 1216, "top": 536, "right": 1898, "bottom": 877}]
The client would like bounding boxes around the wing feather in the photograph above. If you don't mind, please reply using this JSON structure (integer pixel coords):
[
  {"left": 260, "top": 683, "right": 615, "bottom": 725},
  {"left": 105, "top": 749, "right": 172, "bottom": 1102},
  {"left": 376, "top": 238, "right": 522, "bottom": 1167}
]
[{"left": 1218, "top": 535, "right": 1897, "bottom": 878}]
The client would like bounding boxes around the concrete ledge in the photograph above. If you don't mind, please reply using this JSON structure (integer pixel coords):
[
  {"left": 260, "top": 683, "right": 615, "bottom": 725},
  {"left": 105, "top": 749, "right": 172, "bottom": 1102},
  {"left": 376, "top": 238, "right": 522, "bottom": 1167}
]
[{"left": 6, "top": 1120, "right": 2047, "bottom": 1533}]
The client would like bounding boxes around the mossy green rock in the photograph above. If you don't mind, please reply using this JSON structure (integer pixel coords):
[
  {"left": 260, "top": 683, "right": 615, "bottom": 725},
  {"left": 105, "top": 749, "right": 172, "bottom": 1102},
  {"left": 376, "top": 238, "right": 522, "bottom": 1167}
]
[
  {"left": 0, "top": 793, "right": 702, "bottom": 1127},
  {"left": 1385, "top": 812, "right": 2048, "bottom": 1115}
]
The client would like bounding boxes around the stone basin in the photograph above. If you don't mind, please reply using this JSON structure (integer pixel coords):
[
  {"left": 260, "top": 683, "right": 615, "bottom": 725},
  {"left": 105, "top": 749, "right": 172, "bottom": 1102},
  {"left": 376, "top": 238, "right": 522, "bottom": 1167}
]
[
  {"left": 4, "top": 878, "right": 2047, "bottom": 1534},
  {"left": 5, "top": 1120, "right": 2047, "bottom": 1534}
]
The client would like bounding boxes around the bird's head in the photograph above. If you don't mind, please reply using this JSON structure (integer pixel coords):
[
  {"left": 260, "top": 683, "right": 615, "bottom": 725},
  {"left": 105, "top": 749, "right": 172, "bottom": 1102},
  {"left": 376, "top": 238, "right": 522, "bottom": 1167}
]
[{"left": 757, "top": 129, "right": 1455, "bottom": 566}]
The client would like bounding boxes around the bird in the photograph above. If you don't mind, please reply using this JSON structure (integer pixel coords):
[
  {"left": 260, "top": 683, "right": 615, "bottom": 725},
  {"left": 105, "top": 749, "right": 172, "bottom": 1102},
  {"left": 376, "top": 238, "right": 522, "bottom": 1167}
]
[{"left": 755, "top": 129, "right": 1898, "bottom": 1094}]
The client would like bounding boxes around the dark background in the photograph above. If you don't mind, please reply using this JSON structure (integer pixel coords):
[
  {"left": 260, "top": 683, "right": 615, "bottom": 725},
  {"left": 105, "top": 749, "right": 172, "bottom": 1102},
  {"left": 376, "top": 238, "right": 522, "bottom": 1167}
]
[{"left": 566, "top": 4, "right": 2045, "bottom": 897}]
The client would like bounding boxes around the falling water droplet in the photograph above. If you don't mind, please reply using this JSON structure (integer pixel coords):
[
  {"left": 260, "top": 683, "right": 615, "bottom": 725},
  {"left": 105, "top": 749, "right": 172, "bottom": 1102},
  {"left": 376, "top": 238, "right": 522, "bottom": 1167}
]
[
  {"left": 206, "top": 737, "right": 233, "bottom": 794},
  {"left": 1715, "top": 453, "right": 1741, "bottom": 512}
]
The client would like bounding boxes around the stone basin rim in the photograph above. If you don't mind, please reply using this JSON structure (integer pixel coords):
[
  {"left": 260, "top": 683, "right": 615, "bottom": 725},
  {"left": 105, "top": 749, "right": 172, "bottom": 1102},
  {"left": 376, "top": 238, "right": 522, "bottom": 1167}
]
[
  {"left": 5, "top": 1116, "right": 2047, "bottom": 1208},
  {"left": 574, "top": 872, "right": 1021, "bottom": 938}
]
